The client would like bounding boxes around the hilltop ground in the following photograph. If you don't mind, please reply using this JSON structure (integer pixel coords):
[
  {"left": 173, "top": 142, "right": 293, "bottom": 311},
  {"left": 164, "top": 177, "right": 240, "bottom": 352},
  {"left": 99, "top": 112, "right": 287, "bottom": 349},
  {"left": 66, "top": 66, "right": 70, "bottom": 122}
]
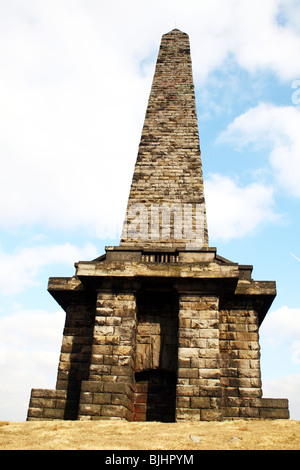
[{"left": 0, "top": 419, "right": 299, "bottom": 450}]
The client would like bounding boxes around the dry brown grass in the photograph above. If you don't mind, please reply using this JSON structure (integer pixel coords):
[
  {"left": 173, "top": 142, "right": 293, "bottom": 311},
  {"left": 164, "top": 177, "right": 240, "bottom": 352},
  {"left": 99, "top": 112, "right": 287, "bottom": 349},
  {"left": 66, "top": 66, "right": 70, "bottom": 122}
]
[{"left": 0, "top": 419, "right": 299, "bottom": 450}]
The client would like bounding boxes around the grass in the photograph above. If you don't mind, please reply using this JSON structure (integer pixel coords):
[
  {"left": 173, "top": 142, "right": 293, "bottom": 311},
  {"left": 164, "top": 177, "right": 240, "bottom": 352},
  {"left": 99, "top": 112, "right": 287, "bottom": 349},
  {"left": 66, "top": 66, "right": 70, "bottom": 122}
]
[{"left": 0, "top": 419, "right": 299, "bottom": 450}]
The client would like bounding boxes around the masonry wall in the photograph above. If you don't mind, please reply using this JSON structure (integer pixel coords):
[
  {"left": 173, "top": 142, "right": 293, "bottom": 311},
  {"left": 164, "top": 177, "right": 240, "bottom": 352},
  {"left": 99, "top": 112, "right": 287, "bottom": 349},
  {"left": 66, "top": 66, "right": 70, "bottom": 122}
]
[
  {"left": 28, "top": 281, "right": 289, "bottom": 421},
  {"left": 220, "top": 308, "right": 261, "bottom": 397},
  {"left": 120, "top": 29, "right": 208, "bottom": 249},
  {"left": 219, "top": 307, "right": 289, "bottom": 419},
  {"left": 176, "top": 294, "right": 222, "bottom": 421},
  {"left": 78, "top": 292, "right": 137, "bottom": 420},
  {"left": 56, "top": 299, "right": 95, "bottom": 419}
]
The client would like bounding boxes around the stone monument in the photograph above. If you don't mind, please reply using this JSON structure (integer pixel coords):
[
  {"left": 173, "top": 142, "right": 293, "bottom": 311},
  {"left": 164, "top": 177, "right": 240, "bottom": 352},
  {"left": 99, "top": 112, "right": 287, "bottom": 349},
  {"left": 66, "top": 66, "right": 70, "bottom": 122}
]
[{"left": 27, "top": 29, "right": 289, "bottom": 421}]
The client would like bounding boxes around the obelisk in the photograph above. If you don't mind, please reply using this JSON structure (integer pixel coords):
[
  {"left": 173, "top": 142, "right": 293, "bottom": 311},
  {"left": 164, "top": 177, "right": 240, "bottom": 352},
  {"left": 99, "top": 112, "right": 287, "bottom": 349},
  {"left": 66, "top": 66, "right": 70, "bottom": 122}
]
[{"left": 120, "top": 29, "right": 208, "bottom": 249}]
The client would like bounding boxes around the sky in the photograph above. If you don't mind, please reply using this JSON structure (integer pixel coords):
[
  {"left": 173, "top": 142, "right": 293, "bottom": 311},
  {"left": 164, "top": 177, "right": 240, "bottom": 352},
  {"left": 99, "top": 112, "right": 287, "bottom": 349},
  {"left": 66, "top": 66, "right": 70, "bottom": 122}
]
[{"left": 0, "top": 0, "right": 299, "bottom": 421}]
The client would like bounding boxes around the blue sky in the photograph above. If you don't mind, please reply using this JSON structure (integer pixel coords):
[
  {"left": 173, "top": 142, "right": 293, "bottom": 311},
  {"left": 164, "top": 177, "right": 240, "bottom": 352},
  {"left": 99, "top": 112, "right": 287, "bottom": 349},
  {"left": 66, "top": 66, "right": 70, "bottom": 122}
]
[{"left": 0, "top": 0, "right": 300, "bottom": 421}]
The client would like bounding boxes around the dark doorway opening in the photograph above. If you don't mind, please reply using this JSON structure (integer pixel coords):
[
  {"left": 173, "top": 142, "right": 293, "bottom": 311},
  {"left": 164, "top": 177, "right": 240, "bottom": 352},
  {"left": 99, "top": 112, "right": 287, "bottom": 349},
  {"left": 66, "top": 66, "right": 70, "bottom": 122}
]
[
  {"left": 134, "top": 369, "right": 177, "bottom": 422},
  {"left": 134, "top": 287, "right": 179, "bottom": 422}
]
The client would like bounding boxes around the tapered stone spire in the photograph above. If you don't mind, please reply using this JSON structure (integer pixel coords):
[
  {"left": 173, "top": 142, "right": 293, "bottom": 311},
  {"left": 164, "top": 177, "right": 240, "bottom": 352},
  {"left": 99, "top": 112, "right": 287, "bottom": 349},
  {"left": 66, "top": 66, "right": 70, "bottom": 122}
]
[{"left": 120, "top": 29, "right": 208, "bottom": 249}]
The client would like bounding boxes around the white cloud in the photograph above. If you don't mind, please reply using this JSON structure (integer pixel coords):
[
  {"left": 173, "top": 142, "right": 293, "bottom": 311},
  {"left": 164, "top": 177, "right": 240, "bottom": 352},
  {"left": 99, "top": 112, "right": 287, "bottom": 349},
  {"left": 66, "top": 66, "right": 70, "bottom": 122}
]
[
  {"left": 276, "top": 0, "right": 300, "bottom": 34},
  {"left": 0, "top": 308, "right": 65, "bottom": 351},
  {"left": 186, "top": 0, "right": 300, "bottom": 82},
  {"left": 205, "top": 174, "right": 278, "bottom": 242},
  {"left": 0, "top": 1, "right": 151, "bottom": 234},
  {"left": 228, "top": 0, "right": 300, "bottom": 81},
  {"left": 0, "top": 242, "right": 97, "bottom": 295},
  {"left": 260, "top": 305, "right": 300, "bottom": 341},
  {"left": 218, "top": 103, "right": 300, "bottom": 198},
  {"left": 260, "top": 306, "right": 300, "bottom": 364},
  {"left": 260, "top": 306, "right": 300, "bottom": 391},
  {"left": 0, "top": 306, "right": 65, "bottom": 421}
]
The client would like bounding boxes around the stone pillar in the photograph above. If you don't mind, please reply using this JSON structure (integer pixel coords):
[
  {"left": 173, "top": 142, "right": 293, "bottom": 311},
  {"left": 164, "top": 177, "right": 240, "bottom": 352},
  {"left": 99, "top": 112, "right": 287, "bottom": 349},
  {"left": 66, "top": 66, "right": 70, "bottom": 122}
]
[
  {"left": 220, "top": 307, "right": 263, "bottom": 418},
  {"left": 176, "top": 294, "right": 222, "bottom": 421},
  {"left": 55, "top": 300, "right": 95, "bottom": 419},
  {"left": 78, "top": 291, "right": 137, "bottom": 420}
]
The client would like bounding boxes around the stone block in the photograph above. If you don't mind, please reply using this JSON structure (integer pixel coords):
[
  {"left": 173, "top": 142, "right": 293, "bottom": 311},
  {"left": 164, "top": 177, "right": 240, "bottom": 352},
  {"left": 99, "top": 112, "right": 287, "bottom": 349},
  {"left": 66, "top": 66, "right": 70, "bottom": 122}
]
[
  {"left": 259, "top": 408, "right": 290, "bottom": 419},
  {"left": 111, "top": 394, "right": 132, "bottom": 409},
  {"left": 89, "top": 364, "right": 111, "bottom": 375},
  {"left": 103, "top": 383, "right": 132, "bottom": 395},
  {"left": 79, "top": 404, "right": 101, "bottom": 416},
  {"left": 190, "top": 338, "right": 207, "bottom": 348},
  {"left": 118, "top": 356, "right": 133, "bottom": 366},
  {"left": 110, "top": 365, "right": 133, "bottom": 376},
  {"left": 101, "top": 405, "right": 127, "bottom": 418},
  {"left": 104, "top": 336, "right": 120, "bottom": 346},
  {"left": 259, "top": 398, "right": 289, "bottom": 409},
  {"left": 222, "top": 407, "right": 240, "bottom": 418},
  {"left": 80, "top": 392, "right": 93, "bottom": 404},
  {"left": 95, "top": 308, "right": 114, "bottom": 318},
  {"left": 176, "top": 397, "right": 190, "bottom": 408},
  {"left": 30, "top": 389, "right": 62, "bottom": 399},
  {"left": 176, "top": 408, "right": 200, "bottom": 421},
  {"left": 199, "top": 348, "right": 219, "bottom": 358},
  {"left": 178, "top": 357, "right": 191, "bottom": 368},
  {"left": 103, "top": 355, "right": 118, "bottom": 365},
  {"left": 30, "top": 398, "right": 56, "bottom": 409},
  {"left": 176, "top": 385, "right": 198, "bottom": 397},
  {"left": 113, "top": 346, "right": 133, "bottom": 356},
  {"left": 178, "top": 347, "right": 199, "bottom": 359},
  {"left": 200, "top": 409, "right": 222, "bottom": 421},
  {"left": 27, "top": 407, "right": 44, "bottom": 418},
  {"left": 179, "top": 318, "right": 191, "bottom": 328},
  {"left": 190, "top": 397, "right": 210, "bottom": 409},
  {"left": 92, "top": 354, "right": 104, "bottom": 365},
  {"left": 178, "top": 368, "right": 198, "bottom": 378},
  {"left": 80, "top": 381, "right": 103, "bottom": 393},
  {"left": 92, "top": 345, "right": 113, "bottom": 355},
  {"left": 91, "top": 393, "right": 111, "bottom": 405},
  {"left": 199, "top": 329, "right": 219, "bottom": 340},
  {"left": 190, "top": 357, "right": 206, "bottom": 368},
  {"left": 240, "top": 407, "right": 259, "bottom": 418},
  {"left": 199, "top": 369, "right": 220, "bottom": 380},
  {"left": 44, "top": 408, "right": 65, "bottom": 419},
  {"left": 239, "top": 387, "right": 262, "bottom": 398},
  {"left": 94, "top": 325, "right": 115, "bottom": 336},
  {"left": 179, "top": 328, "right": 197, "bottom": 338}
]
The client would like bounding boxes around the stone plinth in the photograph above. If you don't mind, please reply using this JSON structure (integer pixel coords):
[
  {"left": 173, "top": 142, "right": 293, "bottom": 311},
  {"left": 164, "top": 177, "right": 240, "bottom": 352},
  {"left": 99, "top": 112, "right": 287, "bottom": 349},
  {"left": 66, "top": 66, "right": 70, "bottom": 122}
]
[{"left": 27, "top": 246, "right": 289, "bottom": 421}]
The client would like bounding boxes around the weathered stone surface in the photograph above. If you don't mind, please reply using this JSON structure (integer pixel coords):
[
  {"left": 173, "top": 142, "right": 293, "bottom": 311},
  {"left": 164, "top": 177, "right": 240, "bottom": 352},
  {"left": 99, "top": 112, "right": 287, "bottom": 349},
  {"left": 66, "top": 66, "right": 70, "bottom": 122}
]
[{"left": 119, "top": 29, "right": 208, "bottom": 249}]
